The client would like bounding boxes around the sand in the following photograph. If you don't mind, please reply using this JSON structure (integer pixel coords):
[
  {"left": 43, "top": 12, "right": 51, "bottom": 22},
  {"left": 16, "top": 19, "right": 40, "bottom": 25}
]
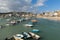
[{"left": 37, "top": 17, "right": 60, "bottom": 21}]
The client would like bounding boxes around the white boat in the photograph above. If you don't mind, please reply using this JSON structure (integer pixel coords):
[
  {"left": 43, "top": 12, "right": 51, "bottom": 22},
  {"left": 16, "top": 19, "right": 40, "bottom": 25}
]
[
  {"left": 0, "top": 26, "right": 2, "bottom": 28},
  {"left": 24, "top": 18, "right": 31, "bottom": 20},
  {"left": 6, "top": 19, "right": 11, "bottom": 21},
  {"left": 6, "top": 23, "right": 10, "bottom": 26},
  {"left": 22, "top": 32, "right": 31, "bottom": 38},
  {"left": 10, "top": 20, "right": 17, "bottom": 24},
  {"left": 0, "top": 25, "right": 4, "bottom": 29},
  {"left": 29, "top": 32, "right": 40, "bottom": 40},
  {"left": 17, "top": 19, "right": 22, "bottom": 23},
  {"left": 17, "top": 19, "right": 23, "bottom": 22},
  {"left": 13, "top": 34, "right": 24, "bottom": 40},
  {"left": 24, "top": 24, "right": 33, "bottom": 27}
]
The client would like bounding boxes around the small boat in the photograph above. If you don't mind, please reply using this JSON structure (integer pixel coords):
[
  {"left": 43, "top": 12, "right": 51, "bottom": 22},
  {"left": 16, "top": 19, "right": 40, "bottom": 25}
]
[
  {"left": 10, "top": 20, "right": 17, "bottom": 25},
  {"left": 24, "top": 24, "right": 33, "bottom": 27},
  {"left": 32, "top": 29, "right": 40, "bottom": 33},
  {"left": 6, "top": 23, "right": 10, "bottom": 26},
  {"left": 31, "top": 20, "right": 38, "bottom": 23},
  {"left": 31, "top": 19, "right": 38, "bottom": 25},
  {"left": 0, "top": 25, "right": 2, "bottom": 29},
  {"left": 6, "top": 19, "right": 11, "bottom": 21},
  {"left": 17, "top": 19, "right": 22, "bottom": 23},
  {"left": 22, "top": 32, "right": 31, "bottom": 39},
  {"left": 24, "top": 18, "right": 31, "bottom": 20},
  {"left": 0, "top": 25, "right": 4, "bottom": 29},
  {"left": 28, "top": 32, "right": 40, "bottom": 40},
  {"left": 13, "top": 34, "right": 24, "bottom": 40}
]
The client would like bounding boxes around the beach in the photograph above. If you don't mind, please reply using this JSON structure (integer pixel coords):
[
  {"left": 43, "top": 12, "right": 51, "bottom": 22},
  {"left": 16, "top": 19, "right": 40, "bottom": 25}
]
[{"left": 37, "top": 17, "right": 60, "bottom": 21}]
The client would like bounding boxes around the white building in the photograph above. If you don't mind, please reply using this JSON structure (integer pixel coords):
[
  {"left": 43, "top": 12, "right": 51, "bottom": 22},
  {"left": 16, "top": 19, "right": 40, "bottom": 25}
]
[
  {"left": 53, "top": 12, "right": 58, "bottom": 17},
  {"left": 53, "top": 13, "right": 58, "bottom": 16}
]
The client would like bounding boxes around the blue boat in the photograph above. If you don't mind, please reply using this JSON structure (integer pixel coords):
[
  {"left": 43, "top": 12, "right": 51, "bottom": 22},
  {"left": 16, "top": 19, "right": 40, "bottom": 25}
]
[{"left": 32, "top": 29, "right": 40, "bottom": 33}]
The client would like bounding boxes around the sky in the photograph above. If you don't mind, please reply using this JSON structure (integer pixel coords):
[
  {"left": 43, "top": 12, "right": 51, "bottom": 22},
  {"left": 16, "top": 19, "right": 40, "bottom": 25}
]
[{"left": 0, "top": 0, "right": 60, "bottom": 13}]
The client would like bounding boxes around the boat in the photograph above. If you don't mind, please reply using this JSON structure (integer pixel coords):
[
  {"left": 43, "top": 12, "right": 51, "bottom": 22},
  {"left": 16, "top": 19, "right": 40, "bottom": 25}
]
[
  {"left": 0, "top": 25, "right": 2, "bottom": 29},
  {"left": 22, "top": 32, "right": 31, "bottom": 39},
  {"left": 28, "top": 32, "right": 40, "bottom": 40},
  {"left": 6, "top": 23, "right": 10, "bottom": 26},
  {"left": 0, "top": 25, "right": 4, "bottom": 29},
  {"left": 31, "top": 19, "right": 38, "bottom": 25},
  {"left": 17, "top": 19, "right": 22, "bottom": 23},
  {"left": 10, "top": 20, "right": 17, "bottom": 25},
  {"left": 6, "top": 19, "right": 11, "bottom": 21},
  {"left": 24, "top": 17, "right": 31, "bottom": 20},
  {"left": 31, "top": 19, "right": 38, "bottom": 23},
  {"left": 24, "top": 24, "right": 33, "bottom": 27},
  {"left": 32, "top": 29, "right": 40, "bottom": 33},
  {"left": 13, "top": 34, "right": 24, "bottom": 40}
]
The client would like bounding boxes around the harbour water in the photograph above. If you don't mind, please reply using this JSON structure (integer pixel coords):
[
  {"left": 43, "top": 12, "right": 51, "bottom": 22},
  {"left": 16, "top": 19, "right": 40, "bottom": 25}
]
[{"left": 0, "top": 18, "right": 60, "bottom": 40}]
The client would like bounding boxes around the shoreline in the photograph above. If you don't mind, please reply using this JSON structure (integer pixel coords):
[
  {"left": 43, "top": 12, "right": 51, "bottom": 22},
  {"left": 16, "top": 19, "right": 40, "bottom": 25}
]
[{"left": 37, "top": 17, "right": 60, "bottom": 21}]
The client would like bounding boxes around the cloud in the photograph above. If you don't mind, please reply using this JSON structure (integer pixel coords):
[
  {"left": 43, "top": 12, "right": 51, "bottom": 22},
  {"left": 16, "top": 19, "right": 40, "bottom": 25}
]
[
  {"left": 0, "top": 0, "right": 46, "bottom": 13},
  {"left": 24, "top": 0, "right": 32, "bottom": 3},
  {"left": 33, "top": 0, "right": 46, "bottom": 7}
]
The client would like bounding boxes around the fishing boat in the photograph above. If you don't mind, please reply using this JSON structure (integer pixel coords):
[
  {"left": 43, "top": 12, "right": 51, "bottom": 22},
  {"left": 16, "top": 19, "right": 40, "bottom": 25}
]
[
  {"left": 0, "top": 25, "right": 2, "bottom": 29},
  {"left": 31, "top": 19, "right": 38, "bottom": 23},
  {"left": 0, "top": 25, "right": 4, "bottom": 29},
  {"left": 17, "top": 18, "right": 26, "bottom": 23},
  {"left": 13, "top": 34, "right": 24, "bottom": 40},
  {"left": 31, "top": 19, "right": 38, "bottom": 25},
  {"left": 32, "top": 29, "right": 40, "bottom": 33},
  {"left": 24, "top": 17, "right": 31, "bottom": 20},
  {"left": 6, "top": 23, "right": 10, "bottom": 26},
  {"left": 6, "top": 19, "right": 11, "bottom": 21},
  {"left": 17, "top": 19, "right": 22, "bottom": 23},
  {"left": 10, "top": 20, "right": 17, "bottom": 25},
  {"left": 29, "top": 32, "right": 40, "bottom": 40},
  {"left": 22, "top": 32, "right": 31, "bottom": 39},
  {"left": 24, "top": 24, "right": 33, "bottom": 27}
]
